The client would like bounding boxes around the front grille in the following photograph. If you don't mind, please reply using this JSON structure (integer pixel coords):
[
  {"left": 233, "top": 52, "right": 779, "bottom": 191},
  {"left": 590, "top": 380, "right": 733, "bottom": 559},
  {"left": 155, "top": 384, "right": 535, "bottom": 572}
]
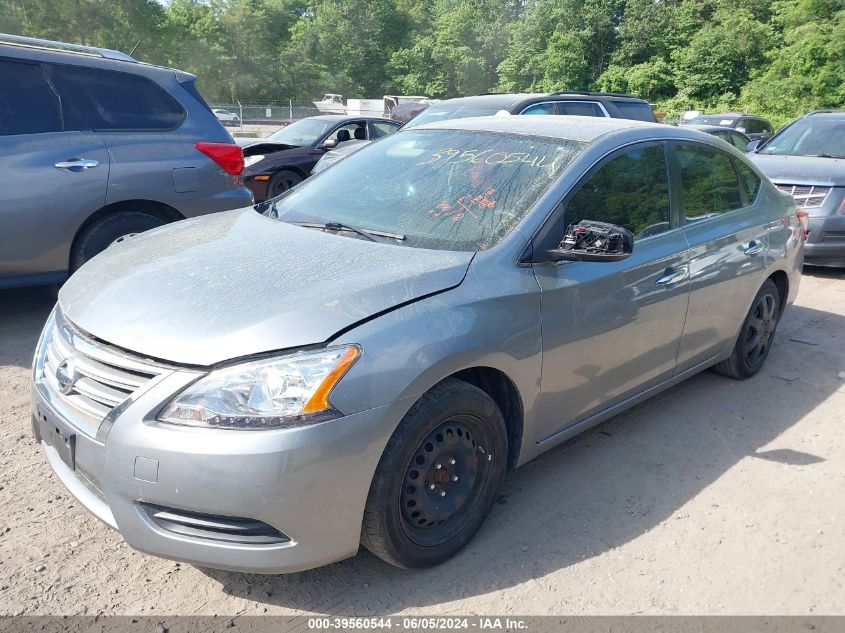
[
  {"left": 823, "top": 231, "right": 845, "bottom": 242},
  {"left": 38, "top": 310, "right": 163, "bottom": 437},
  {"left": 142, "top": 504, "right": 290, "bottom": 545},
  {"left": 775, "top": 184, "right": 831, "bottom": 208}
]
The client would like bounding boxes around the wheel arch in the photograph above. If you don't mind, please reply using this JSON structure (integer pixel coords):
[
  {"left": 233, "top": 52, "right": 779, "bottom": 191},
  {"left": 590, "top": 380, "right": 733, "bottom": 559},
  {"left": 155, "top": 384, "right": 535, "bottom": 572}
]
[
  {"left": 448, "top": 367, "right": 524, "bottom": 470},
  {"left": 69, "top": 199, "right": 184, "bottom": 269},
  {"left": 768, "top": 269, "right": 789, "bottom": 318}
]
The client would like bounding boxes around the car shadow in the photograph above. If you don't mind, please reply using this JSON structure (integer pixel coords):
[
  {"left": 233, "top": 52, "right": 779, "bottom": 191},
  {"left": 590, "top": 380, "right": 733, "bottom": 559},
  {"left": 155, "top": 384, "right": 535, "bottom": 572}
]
[
  {"left": 200, "top": 302, "right": 843, "bottom": 613},
  {"left": 0, "top": 287, "right": 55, "bottom": 369}
]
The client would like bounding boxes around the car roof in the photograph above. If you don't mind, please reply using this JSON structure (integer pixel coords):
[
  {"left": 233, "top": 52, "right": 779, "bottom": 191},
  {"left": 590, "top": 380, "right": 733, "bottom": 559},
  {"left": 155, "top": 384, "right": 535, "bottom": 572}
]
[
  {"left": 412, "top": 114, "right": 662, "bottom": 142},
  {"left": 425, "top": 94, "right": 545, "bottom": 109},
  {"left": 305, "top": 114, "right": 396, "bottom": 123},
  {"left": 694, "top": 113, "right": 766, "bottom": 121},
  {"left": 686, "top": 124, "right": 741, "bottom": 133},
  {"left": 805, "top": 111, "right": 845, "bottom": 120}
]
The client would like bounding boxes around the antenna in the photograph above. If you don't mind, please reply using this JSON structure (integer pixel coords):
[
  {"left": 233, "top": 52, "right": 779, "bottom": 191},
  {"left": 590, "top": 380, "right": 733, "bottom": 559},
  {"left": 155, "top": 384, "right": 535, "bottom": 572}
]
[{"left": 129, "top": 40, "right": 141, "bottom": 57}]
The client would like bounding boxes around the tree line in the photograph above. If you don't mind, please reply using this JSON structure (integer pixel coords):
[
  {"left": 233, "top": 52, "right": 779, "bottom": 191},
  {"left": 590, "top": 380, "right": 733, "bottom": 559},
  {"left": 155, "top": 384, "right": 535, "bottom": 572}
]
[{"left": 2, "top": 0, "right": 843, "bottom": 126}]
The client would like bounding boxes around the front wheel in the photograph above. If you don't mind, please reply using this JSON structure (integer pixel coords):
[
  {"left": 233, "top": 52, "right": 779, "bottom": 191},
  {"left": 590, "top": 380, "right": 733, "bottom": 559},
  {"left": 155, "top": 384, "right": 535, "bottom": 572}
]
[
  {"left": 267, "top": 169, "right": 303, "bottom": 198},
  {"left": 361, "top": 378, "right": 508, "bottom": 568},
  {"left": 712, "top": 279, "right": 780, "bottom": 379}
]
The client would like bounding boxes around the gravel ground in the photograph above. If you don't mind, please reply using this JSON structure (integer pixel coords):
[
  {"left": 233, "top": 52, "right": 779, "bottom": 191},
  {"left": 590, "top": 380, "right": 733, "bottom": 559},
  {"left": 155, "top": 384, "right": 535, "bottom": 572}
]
[{"left": 1, "top": 268, "right": 843, "bottom": 616}]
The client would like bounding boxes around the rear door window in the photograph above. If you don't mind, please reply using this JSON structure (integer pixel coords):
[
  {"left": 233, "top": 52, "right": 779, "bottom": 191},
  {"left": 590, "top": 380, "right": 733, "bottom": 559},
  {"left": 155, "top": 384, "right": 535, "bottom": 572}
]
[
  {"left": 734, "top": 160, "right": 762, "bottom": 203},
  {"left": 0, "top": 59, "right": 62, "bottom": 136},
  {"left": 556, "top": 101, "right": 605, "bottom": 117},
  {"left": 565, "top": 144, "right": 672, "bottom": 239},
  {"left": 675, "top": 145, "right": 744, "bottom": 222},
  {"left": 370, "top": 121, "right": 399, "bottom": 138},
  {"left": 521, "top": 103, "right": 557, "bottom": 115},
  {"left": 610, "top": 100, "right": 656, "bottom": 122},
  {"left": 51, "top": 64, "right": 185, "bottom": 131}
]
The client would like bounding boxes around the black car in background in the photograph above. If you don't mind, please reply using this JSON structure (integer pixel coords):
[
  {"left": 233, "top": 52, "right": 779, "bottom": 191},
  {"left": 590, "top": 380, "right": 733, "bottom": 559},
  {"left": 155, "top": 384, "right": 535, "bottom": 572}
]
[
  {"left": 242, "top": 115, "right": 400, "bottom": 201},
  {"left": 686, "top": 124, "right": 751, "bottom": 152},
  {"left": 748, "top": 111, "right": 845, "bottom": 267},
  {"left": 686, "top": 112, "right": 773, "bottom": 141},
  {"left": 404, "top": 91, "right": 657, "bottom": 128}
]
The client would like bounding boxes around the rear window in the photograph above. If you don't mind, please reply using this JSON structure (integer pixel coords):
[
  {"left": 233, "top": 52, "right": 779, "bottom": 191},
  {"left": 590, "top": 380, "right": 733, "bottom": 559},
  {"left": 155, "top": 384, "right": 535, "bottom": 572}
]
[
  {"left": 52, "top": 65, "right": 185, "bottom": 131},
  {"left": 404, "top": 105, "right": 504, "bottom": 128},
  {"left": 611, "top": 101, "right": 656, "bottom": 122},
  {"left": 0, "top": 59, "right": 62, "bottom": 135}
]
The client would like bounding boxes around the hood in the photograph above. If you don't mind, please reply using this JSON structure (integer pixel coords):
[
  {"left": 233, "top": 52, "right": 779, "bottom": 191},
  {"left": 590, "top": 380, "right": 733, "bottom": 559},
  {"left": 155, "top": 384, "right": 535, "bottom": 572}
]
[
  {"left": 59, "top": 209, "right": 473, "bottom": 366},
  {"left": 749, "top": 153, "right": 845, "bottom": 186},
  {"left": 241, "top": 141, "right": 302, "bottom": 154}
]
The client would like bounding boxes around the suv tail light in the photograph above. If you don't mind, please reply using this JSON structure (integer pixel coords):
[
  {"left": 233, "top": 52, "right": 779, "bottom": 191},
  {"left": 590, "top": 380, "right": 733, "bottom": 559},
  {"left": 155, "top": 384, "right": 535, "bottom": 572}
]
[
  {"left": 796, "top": 209, "right": 810, "bottom": 240},
  {"left": 195, "top": 142, "right": 244, "bottom": 175}
]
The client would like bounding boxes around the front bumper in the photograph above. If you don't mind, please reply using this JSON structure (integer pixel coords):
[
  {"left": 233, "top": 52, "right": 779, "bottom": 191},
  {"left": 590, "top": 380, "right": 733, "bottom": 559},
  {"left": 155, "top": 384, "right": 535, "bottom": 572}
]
[
  {"left": 31, "top": 319, "right": 406, "bottom": 574},
  {"left": 244, "top": 176, "right": 271, "bottom": 202},
  {"left": 805, "top": 215, "right": 845, "bottom": 267}
]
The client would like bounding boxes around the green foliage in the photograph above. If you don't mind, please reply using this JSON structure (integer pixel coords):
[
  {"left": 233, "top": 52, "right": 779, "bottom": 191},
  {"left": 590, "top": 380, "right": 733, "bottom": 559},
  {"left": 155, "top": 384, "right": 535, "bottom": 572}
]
[{"left": 1, "top": 0, "right": 842, "bottom": 122}]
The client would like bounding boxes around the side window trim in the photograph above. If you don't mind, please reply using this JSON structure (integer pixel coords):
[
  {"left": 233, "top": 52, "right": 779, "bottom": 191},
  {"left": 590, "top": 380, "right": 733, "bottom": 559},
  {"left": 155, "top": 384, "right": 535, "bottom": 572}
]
[
  {"left": 527, "top": 140, "right": 677, "bottom": 258},
  {"left": 667, "top": 139, "right": 747, "bottom": 225}
]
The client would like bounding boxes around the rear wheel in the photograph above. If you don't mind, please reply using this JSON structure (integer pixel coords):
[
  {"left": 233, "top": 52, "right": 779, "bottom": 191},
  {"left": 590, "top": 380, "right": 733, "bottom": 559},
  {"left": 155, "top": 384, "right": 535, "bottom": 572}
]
[
  {"left": 361, "top": 378, "right": 507, "bottom": 568},
  {"left": 712, "top": 279, "right": 780, "bottom": 379},
  {"left": 268, "top": 170, "right": 303, "bottom": 198},
  {"left": 70, "top": 211, "right": 165, "bottom": 272}
]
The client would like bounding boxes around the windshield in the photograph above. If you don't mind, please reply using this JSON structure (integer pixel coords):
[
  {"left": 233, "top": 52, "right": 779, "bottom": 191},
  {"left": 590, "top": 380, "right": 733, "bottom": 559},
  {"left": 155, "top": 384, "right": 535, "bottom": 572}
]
[
  {"left": 404, "top": 104, "right": 507, "bottom": 128},
  {"left": 267, "top": 129, "right": 584, "bottom": 251},
  {"left": 760, "top": 118, "right": 845, "bottom": 158},
  {"left": 267, "top": 118, "right": 334, "bottom": 146}
]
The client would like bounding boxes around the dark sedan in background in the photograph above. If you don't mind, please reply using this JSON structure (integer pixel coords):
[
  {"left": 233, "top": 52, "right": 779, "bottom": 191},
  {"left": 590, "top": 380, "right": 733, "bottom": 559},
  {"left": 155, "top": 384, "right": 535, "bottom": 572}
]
[
  {"left": 686, "top": 124, "right": 751, "bottom": 152},
  {"left": 686, "top": 112, "right": 773, "bottom": 142},
  {"left": 242, "top": 115, "right": 400, "bottom": 201}
]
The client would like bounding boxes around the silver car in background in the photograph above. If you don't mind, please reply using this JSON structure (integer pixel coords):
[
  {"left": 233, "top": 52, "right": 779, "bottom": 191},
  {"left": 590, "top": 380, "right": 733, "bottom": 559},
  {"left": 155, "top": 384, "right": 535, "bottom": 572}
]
[{"left": 32, "top": 117, "right": 802, "bottom": 573}]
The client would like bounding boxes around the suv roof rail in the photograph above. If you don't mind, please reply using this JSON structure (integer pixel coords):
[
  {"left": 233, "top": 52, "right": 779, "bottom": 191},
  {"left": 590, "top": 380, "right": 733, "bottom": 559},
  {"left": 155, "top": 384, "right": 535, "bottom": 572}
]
[
  {"left": 550, "top": 90, "right": 642, "bottom": 100},
  {"left": 0, "top": 32, "right": 137, "bottom": 62}
]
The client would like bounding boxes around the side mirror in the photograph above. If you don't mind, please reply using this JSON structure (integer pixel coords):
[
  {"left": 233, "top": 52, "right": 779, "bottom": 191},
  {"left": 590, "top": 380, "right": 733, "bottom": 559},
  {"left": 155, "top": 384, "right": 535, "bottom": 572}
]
[
  {"left": 746, "top": 139, "right": 761, "bottom": 152},
  {"left": 543, "top": 220, "right": 634, "bottom": 263},
  {"left": 736, "top": 126, "right": 747, "bottom": 134},
  {"left": 317, "top": 138, "right": 337, "bottom": 151}
]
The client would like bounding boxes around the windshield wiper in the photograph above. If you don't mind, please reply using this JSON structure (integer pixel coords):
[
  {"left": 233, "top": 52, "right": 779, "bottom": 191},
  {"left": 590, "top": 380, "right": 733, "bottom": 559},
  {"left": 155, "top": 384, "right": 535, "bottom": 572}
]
[
  {"left": 805, "top": 153, "right": 844, "bottom": 159},
  {"left": 290, "top": 221, "right": 406, "bottom": 243}
]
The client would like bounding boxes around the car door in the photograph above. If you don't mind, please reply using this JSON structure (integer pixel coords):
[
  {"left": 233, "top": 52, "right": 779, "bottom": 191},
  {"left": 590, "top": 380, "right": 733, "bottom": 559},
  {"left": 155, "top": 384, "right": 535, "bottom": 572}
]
[
  {"left": 0, "top": 57, "right": 109, "bottom": 282},
  {"left": 671, "top": 142, "right": 768, "bottom": 372},
  {"left": 532, "top": 143, "right": 690, "bottom": 440}
]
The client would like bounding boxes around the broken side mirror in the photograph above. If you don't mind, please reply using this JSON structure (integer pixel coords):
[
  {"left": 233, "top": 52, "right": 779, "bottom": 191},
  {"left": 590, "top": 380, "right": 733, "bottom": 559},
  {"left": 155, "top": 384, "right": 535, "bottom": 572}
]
[{"left": 545, "top": 220, "right": 634, "bottom": 263}]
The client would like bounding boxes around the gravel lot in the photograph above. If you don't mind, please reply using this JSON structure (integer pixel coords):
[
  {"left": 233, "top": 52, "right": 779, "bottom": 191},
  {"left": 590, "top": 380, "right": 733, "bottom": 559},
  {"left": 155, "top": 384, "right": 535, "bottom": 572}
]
[{"left": 1, "top": 268, "right": 843, "bottom": 616}]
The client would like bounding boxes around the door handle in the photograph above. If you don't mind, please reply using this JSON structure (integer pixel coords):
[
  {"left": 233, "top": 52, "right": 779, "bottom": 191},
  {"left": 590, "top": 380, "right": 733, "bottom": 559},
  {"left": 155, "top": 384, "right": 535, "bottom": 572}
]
[
  {"left": 744, "top": 241, "right": 764, "bottom": 256},
  {"left": 54, "top": 158, "right": 100, "bottom": 170},
  {"left": 656, "top": 267, "right": 689, "bottom": 286}
]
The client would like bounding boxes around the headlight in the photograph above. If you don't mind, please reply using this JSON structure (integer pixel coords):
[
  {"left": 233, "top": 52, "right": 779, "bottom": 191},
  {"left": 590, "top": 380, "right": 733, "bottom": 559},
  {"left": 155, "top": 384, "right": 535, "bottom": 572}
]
[
  {"left": 244, "top": 155, "right": 265, "bottom": 168},
  {"left": 157, "top": 346, "right": 360, "bottom": 430}
]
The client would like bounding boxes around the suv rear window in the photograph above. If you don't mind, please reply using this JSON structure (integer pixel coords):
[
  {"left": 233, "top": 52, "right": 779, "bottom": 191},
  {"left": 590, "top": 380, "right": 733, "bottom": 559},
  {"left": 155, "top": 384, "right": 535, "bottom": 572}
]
[
  {"left": 611, "top": 101, "right": 656, "bottom": 122},
  {"left": 52, "top": 65, "right": 185, "bottom": 131},
  {"left": 0, "top": 59, "right": 62, "bottom": 135}
]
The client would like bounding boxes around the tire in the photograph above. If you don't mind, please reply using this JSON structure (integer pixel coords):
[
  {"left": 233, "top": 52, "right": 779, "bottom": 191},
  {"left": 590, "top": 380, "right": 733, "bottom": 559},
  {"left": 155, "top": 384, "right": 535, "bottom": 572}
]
[
  {"left": 267, "top": 170, "right": 303, "bottom": 198},
  {"left": 361, "top": 378, "right": 508, "bottom": 569},
  {"left": 70, "top": 211, "right": 165, "bottom": 272},
  {"left": 712, "top": 279, "right": 780, "bottom": 379}
]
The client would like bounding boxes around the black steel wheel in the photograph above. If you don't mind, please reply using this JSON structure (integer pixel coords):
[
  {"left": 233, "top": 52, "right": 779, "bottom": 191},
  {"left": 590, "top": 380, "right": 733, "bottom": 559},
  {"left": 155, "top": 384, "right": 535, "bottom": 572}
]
[
  {"left": 400, "top": 415, "right": 496, "bottom": 547},
  {"left": 713, "top": 279, "right": 780, "bottom": 379},
  {"left": 361, "top": 378, "right": 508, "bottom": 568}
]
